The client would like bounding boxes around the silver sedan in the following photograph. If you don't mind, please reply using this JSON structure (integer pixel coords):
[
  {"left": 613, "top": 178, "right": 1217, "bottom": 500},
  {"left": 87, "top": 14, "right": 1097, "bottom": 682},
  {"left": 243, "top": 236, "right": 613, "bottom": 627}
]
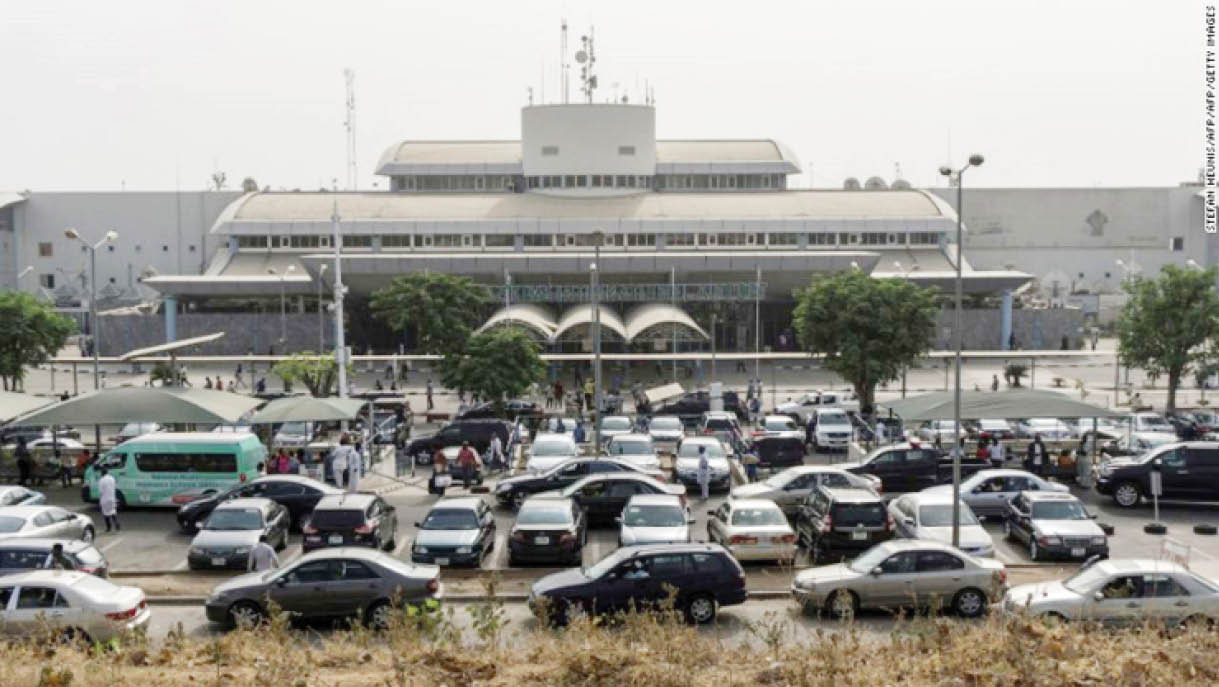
[
  {"left": 0, "top": 506, "right": 95, "bottom": 543},
  {"left": 731, "top": 465, "right": 880, "bottom": 516},
  {"left": 921, "top": 469, "right": 1068, "bottom": 519},
  {"left": 706, "top": 498, "right": 796, "bottom": 562}
]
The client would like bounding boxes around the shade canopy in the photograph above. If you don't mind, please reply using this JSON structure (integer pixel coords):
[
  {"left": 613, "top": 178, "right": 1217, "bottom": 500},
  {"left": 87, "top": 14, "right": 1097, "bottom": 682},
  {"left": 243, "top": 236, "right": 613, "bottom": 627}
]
[
  {"left": 118, "top": 332, "right": 226, "bottom": 361},
  {"left": 246, "top": 395, "right": 368, "bottom": 424},
  {"left": 0, "top": 392, "right": 55, "bottom": 423},
  {"left": 8, "top": 387, "right": 263, "bottom": 426},
  {"left": 879, "top": 389, "right": 1124, "bottom": 422}
]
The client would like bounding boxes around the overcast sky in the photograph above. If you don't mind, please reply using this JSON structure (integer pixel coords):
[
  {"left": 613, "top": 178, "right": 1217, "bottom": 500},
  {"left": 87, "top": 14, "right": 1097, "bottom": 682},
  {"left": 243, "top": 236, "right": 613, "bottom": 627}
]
[{"left": 1, "top": 0, "right": 1200, "bottom": 192}]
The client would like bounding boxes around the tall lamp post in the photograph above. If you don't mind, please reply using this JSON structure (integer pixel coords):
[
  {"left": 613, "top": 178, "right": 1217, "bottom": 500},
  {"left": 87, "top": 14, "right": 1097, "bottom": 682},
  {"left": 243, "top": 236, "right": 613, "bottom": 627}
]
[
  {"left": 893, "top": 261, "right": 920, "bottom": 399},
  {"left": 64, "top": 227, "right": 118, "bottom": 451},
  {"left": 591, "top": 231, "right": 604, "bottom": 454},
  {"left": 331, "top": 203, "right": 349, "bottom": 399},
  {"left": 938, "top": 153, "right": 984, "bottom": 547},
  {"left": 316, "top": 263, "right": 328, "bottom": 352},
  {"left": 267, "top": 265, "right": 296, "bottom": 347}
]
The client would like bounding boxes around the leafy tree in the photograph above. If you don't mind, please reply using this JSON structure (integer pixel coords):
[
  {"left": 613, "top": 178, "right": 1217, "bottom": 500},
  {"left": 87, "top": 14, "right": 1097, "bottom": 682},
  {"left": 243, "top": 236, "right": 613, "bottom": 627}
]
[
  {"left": 148, "top": 361, "right": 176, "bottom": 387},
  {"left": 0, "top": 292, "right": 76, "bottom": 391},
  {"left": 271, "top": 353, "right": 351, "bottom": 396},
  {"left": 1117, "top": 265, "right": 1219, "bottom": 412},
  {"left": 438, "top": 327, "right": 546, "bottom": 410},
  {"left": 1004, "top": 363, "right": 1028, "bottom": 388},
  {"left": 792, "top": 271, "right": 938, "bottom": 411},
  {"left": 370, "top": 273, "right": 490, "bottom": 354}
]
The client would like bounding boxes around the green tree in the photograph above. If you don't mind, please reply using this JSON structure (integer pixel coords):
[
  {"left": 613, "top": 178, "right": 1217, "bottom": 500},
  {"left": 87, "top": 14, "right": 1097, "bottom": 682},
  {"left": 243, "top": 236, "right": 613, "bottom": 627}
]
[
  {"left": 438, "top": 327, "right": 546, "bottom": 411},
  {"left": 1117, "top": 265, "right": 1219, "bottom": 412},
  {"left": 370, "top": 273, "right": 490, "bottom": 353},
  {"left": 271, "top": 353, "right": 351, "bottom": 396},
  {"left": 792, "top": 270, "right": 938, "bottom": 411},
  {"left": 0, "top": 292, "right": 76, "bottom": 391}
]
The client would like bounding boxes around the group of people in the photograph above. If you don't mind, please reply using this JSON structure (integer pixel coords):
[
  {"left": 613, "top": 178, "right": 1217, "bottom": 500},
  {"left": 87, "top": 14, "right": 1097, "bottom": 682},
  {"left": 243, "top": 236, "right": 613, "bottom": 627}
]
[
  {"left": 13, "top": 437, "right": 92, "bottom": 489},
  {"left": 203, "top": 376, "right": 242, "bottom": 392}
]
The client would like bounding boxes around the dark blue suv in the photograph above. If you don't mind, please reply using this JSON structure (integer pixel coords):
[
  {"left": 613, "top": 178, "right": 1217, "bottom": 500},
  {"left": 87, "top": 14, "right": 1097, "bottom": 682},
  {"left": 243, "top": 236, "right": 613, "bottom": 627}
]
[{"left": 527, "top": 543, "right": 747, "bottom": 625}]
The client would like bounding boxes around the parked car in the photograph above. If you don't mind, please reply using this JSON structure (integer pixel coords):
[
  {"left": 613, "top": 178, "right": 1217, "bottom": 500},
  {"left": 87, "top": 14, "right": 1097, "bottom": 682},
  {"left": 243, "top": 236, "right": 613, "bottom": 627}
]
[
  {"left": 0, "top": 486, "right": 46, "bottom": 507},
  {"left": 1003, "top": 491, "right": 1108, "bottom": 561},
  {"left": 111, "top": 422, "right": 162, "bottom": 444},
  {"left": 1188, "top": 409, "right": 1219, "bottom": 435},
  {"left": 302, "top": 493, "right": 399, "bottom": 553},
  {"left": 604, "top": 434, "right": 661, "bottom": 471},
  {"left": 807, "top": 408, "right": 855, "bottom": 452},
  {"left": 673, "top": 437, "right": 732, "bottom": 492},
  {"left": 187, "top": 498, "right": 290, "bottom": 570},
  {"left": 917, "top": 420, "right": 962, "bottom": 445},
  {"left": 176, "top": 475, "right": 342, "bottom": 534},
  {"left": 968, "top": 419, "right": 1016, "bottom": 440},
  {"left": 272, "top": 421, "right": 316, "bottom": 449},
  {"left": 0, "top": 570, "right": 150, "bottom": 642},
  {"left": 1, "top": 437, "right": 84, "bottom": 452},
  {"left": 698, "top": 412, "right": 742, "bottom": 454},
  {"left": 840, "top": 442, "right": 984, "bottom": 494},
  {"left": 205, "top": 547, "right": 442, "bottom": 628},
  {"left": 528, "top": 542, "right": 748, "bottom": 625},
  {"left": 0, "top": 506, "right": 95, "bottom": 543},
  {"left": 1097, "top": 441, "right": 1219, "bottom": 507},
  {"left": 776, "top": 390, "right": 860, "bottom": 425},
  {"left": 533, "top": 473, "right": 686, "bottom": 523},
  {"left": 922, "top": 469, "right": 1068, "bottom": 519},
  {"left": 753, "top": 415, "right": 803, "bottom": 440},
  {"left": 791, "top": 539, "right": 1006, "bottom": 618},
  {"left": 731, "top": 465, "right": 880, "bottom": 516},
  {"left": 494, "top": 457, "right": 662, "bottom": 510},
  {"left": 525, "top": 433, "right": 581, "bottom": 474},
  {"left": 1002, "top": 557, "right": 1219, "bottom": 625},
  {"left": 705, "top": 498, "right": 796, "bottom": 562},
  {"left": 646, "top": 415, "right": 686, "bottom": 448},
  {"left": 887, "top": 492, "right": 993, "bottom": 558},
  {"left": 405, "top": 419, "right": 513, "bottom": 465},
  {"left": 794, "top": 486, "right": 892, "bottom": 561},
  {"left": 750, "top": 436, "right": 807, "bottom": 469},
  {"left": 1166, "top": 411, "right": 1207, "bottom": 440},
  {"left": 0, "top": 539, "right": 109, "bottom": 577},
  {"left": 618, "top": 494, "right": 692, "bottom": 546},
  {"left": 543, "top": 417, "right": 581, "bottom": 437},
  {"left": 1015, "top": 418, "right": 1075, "bottom": 441},
  {"left": 410, "top": 497, "right": 495, "bottom": 567},
  {"left": 456, "top": 399, "right": 541, "bottom": 420},
  {"left": 508, "top": 497, "right": 586, "bottom": 566},
  {"left": 652, "top": 391, "right": 748, "bottom": 426},
  {"left": 599, "top": 416, "right": 634, "bottom": 441},
  {"left": 1, "top": 426, "right": 79, "bottom": 445}
]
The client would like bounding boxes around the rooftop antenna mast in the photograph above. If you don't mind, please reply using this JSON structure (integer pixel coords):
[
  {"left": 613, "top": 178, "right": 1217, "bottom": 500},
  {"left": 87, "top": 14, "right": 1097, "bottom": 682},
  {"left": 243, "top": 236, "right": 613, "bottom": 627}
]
[
  {"left": 344, "top": 68, "right": 357, "bottom": 190},
  {"left": 578, "top": 27, "right": 597, "bottom": 103},
  {"left": 561, "top": 19, "right": 569, "bottom": 103}
]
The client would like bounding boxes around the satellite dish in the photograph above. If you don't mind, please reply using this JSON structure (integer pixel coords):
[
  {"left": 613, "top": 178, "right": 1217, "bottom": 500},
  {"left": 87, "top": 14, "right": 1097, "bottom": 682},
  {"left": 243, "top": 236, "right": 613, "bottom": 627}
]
[
  {"left": 864, "top": 176, "right": 888, "bottom": 190},
  {"left": 843, "top": 177, "right": 861, "bottom": 191},
  {"left": 575, "top": 50, "right": 588, "bottom": 63},
  {"left": 891, "top": 179, "right": 912, "bottom": 190}
]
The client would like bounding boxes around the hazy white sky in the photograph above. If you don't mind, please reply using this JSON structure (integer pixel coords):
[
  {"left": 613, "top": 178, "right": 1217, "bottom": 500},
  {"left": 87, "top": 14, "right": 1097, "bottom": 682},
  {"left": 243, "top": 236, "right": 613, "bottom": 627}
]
[{"left": 0, "top": 0, "right": 1200, "bottom": 191}]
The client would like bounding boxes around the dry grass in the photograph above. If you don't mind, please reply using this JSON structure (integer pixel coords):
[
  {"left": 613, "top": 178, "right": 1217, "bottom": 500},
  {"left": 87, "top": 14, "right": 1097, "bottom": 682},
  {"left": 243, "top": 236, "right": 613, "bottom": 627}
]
[{"left": 9, "top": 603, "right": 1219, "bottom": 686}]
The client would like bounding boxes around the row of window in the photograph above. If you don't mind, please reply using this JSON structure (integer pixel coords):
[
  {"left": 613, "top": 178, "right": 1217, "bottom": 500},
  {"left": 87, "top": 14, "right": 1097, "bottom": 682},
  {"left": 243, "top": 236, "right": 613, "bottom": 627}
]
[
  {"left": 539, "top": 145, "right": 637, "bottom": 157},
  {"left": 526, "top": 175, "right": 653, "bottom": 190},
  {"left": 386, "top": 173, "right": 788, "bottom": 193},
  {"left": 392, "top": 175, "right": 516, "bottom": 192},
  {"left": 654, "top": 174, "right": 785, "bottom": 191},
  {"left": 38, "top": 242, "right": 197, "bottom": 256}
]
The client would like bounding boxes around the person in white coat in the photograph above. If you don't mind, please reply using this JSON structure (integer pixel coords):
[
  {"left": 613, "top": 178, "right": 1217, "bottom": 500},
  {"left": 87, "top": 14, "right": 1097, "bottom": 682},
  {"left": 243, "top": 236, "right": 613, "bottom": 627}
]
[
  {"left": 97, "top": 467, "right": 120, "bottom": 532},
  {"left": 696, "top": 446, "right": 711, "bottom": 499},
  {"left": 330, "top": 441, "right": 348, "bottom": 490},
  {"left": 347, "top": 440, "right": 364, "bottom": 493}
]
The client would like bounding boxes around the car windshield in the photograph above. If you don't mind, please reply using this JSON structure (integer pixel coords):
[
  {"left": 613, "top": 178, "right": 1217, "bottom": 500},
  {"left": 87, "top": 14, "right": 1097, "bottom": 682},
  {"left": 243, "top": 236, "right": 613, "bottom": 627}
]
[
  {"left": 650, "top": 418, "right": 682, "bottom": 431},
  {"left": 731, "top": 507, "right": 787, "bottom": 526},
  {"left": 205, "top": 509, "right": 262, "bottom": 530},
  {"left": 585, "top": 549, "right": 628, "bottom": 579},
  {"left": 705, "top": 418, "right": 735, "bottom": 430},
  {"left": 819, "top": 412, "right": 850, "bottom": 426},
  {"left": 309, "top": 509, "right": 366, "bottom": 529},
  {"left": 601, "top": 418, "right": 632, "bottom": 431},
  {"left": 764, "top": 418, "right": 796, "bottom": 431},
  {"left": 0, "top": 516, "right": 25, "bottom": 532},
  {"left": 278, "top": 422, "right": 308, "bottom": 436},
  {"left": 1029, "top": 419, "right": 1063, "bottom": 429},
  {"left": 1032, "top": 501, "right": 1089, "bottom": 520},
  {"left": 516, "top": 506, "right": 571, "bottom": 525},
  {"left": 918, "top": 504, "right": 979, "bottom": 527},
  {"left": 848, "top": 545, "right": 896, "bottom": 573},
  {"left": 1135, "top": 415, "right": 1173, "bottom": 431},
  {"left": 677, "top": 442, "right": 725, "bottom": 458},
  {"left": 623, "top": 504, "right": 685, "bottom": 527},
  {"left": 834, "top": 503, "right": 887, "bottom": 526},
  {"left": 422, "top": 509, "right": 479, "bottom": 530},
  {"left": 74, "top": 547, "right": 104, "bottom": 565},
  {"left": 610, "top": 439, "right": 652, "bottom": 455},
  {"left": 1063, "top": 564, "right": 1112, "bottom": 594},
  {"left": 532, "top": 440, "right": 575, "bottom": 457}
]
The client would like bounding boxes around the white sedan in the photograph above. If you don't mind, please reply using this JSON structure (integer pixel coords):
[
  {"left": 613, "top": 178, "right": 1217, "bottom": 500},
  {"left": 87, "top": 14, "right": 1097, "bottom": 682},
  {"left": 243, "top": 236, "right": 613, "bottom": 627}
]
[
  {"left": 1, "top": 437, "right": 85, "bottom": 452},
  {"left": 1003, "top": 558, "right": 1219, "bottom": 626},
  {"left": 706, "top": 498, "right": 796, "bottom": 562},
  {"left": 0, "top": 570, "right": 150, "bottom": 642},
  {"left": 887, "top": 492, "right": 994, "bottom": 558}
]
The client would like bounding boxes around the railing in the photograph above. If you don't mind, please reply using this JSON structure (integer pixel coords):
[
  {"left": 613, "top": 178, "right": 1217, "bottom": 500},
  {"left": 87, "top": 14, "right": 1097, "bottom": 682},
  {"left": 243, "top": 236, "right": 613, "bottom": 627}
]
[{"left": 485, "top": 282, "right": 766, "bottom": 303}]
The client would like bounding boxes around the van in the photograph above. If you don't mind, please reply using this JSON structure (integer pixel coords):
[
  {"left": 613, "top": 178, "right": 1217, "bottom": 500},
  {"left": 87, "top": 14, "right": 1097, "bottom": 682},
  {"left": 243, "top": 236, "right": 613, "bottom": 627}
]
[{"left": 81, "top": 432, "right": 267, "bottom": 508}]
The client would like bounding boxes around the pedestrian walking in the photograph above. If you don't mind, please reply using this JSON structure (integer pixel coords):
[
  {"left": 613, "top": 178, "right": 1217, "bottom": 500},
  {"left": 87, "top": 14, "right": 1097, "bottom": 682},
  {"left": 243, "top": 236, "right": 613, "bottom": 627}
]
[
  {"left": 42, "top": 543, "right": 75, "bottom": 571},
  {"left": 991, "top": 374, "right": 999, "bottom": 392},
  {"left": 247, "top": 535, "right": 279, "bottom": 572},
  {"left": 1026, "top": 433, "right": 1048, "bottom": 477},
  {"left": 204, "top": 377, "right": 213, "bottom": 390},
  {"left": 331, "top": 437, "right": 350, "bottom": 489},
  {"left": 583, "top": 378, "right": 594, "bottom": 412},
  {"left": 990, "top": 436, "right": 1005, "bottom": 469},
  {"left": 426, "top": 379, "right": 434, "bottom": 411},
  {"left": 347, "top": 440, "right": 363, "bottom": 493},
  {"left": 488, "top": 433, "right": 504, "bottom": 473},
  {"left": 456, "top": 441, "right": 478, "bottom": 489},
  {"left": 573, "top": 421, "right": 586, "bottom": 445},
  {"left": 14, "top": 438, "right": 31, "bottom": 487},
  {"left": 53, "top": 440, "right": 71, "bottom": 487},
  {"left": 98, "top": 467, "right": 120, "bottom": 532},
  {"left": 742, "top": 448, "right": 760, "bottom": 483},
  {"left": 697, "top": 446, "right": 711, "bottom": 499},
  {"left": 875, "top": 419, "right": 888, "bottom": 446}
]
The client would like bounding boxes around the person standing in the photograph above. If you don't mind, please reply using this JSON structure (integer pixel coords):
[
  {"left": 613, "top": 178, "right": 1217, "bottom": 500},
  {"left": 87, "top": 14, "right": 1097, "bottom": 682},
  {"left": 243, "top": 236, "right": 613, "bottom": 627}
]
[
  {"left": 697, "top": 446, "right": 711, "bottom": 499},
  {"left": 247, "top": 535, "right": 279, "bottom": 572},
  {"left": 583, "top": 378, "right": 594, "bottom": 413},
  {"left": 42, "top": 543, "right": 75, "bottom": 571},
  {"left": 430, "top": 446, "right": 449, "bottom": 496},
  {"left": 488, "top": 433, "right": 504, "bottom": 473},
  {"left": 1026, "top": 433, "right": 1048, "bottom": 477},
  {"left": 456, "top": 441, "right": 478, "bottom": 489},
  {"left": 572, "top": 421, "right": 586, "bottom": 446},
  {"left": 14, "top": 438, "right": 31, "bottom": 487},
  {"left": 97, "top": 467, "right": 119, "bottom": 532},
  {"left": 990, "top": 436, "right": 1005, "bottom": 469},
  {"left": 742, "top": 447, "right": 760, "bottom": 483},
  {"left": 347, "top": 440, "right": 363, "bottom": 493},
  {"left": 331, "top": 438, "right": 350, "bottom": 489},
  {"left": 426, "top": 379, "right": 435, "bottom": 411},
  {"left": 991, "top": 375, "right": 1000, "bottom": 392}
]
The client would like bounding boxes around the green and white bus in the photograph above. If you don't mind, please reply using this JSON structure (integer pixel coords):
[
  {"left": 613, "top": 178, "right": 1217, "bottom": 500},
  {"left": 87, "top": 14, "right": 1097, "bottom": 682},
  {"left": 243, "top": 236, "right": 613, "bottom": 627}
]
[{"left": 81, "top": 432, "right": 267, "bottom": 508}]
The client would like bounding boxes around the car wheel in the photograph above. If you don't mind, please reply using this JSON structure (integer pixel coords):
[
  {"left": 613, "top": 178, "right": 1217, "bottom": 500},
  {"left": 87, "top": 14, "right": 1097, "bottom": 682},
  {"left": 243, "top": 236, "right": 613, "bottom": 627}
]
[
  {"left": 1113, "top": 481, "right": 1142, "bottom": 508},
  {"left": 1181, "top": 614, "right": 1215, "bottom": 631},
  {"left": 228, "top": 600, "right": 265, "bottom": 628},
  {"left": 684, "top": 594, "right": 717, "bottom": 625},
  {"left": 825, "top": 589, "right": 858, "bottom": 619},
  {"left": 81, "top": 526, "right": 95, "bottom": 543},
  {"left": 57, "top": 627, "right": 91, "bottom": 646},
  {"left": 366, "top": 600, "right": 393, "bottom": 630},
  {"left": 953, "top": 588, "right": 986, "bottom": 618},
  {"left": 511, "top": 491, "right": 528, "bottom": 511},
  {"left": 1029, "top": 538, "right": 1040, "bottom": 562}
]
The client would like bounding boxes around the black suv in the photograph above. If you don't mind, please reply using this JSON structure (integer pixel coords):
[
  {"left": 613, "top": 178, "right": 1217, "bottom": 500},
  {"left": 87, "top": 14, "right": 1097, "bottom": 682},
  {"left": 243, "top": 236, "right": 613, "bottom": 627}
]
[
  {"left": 302, "top": 493, "right": 399, "bottom": 553},
  {"left": 1096, "top": 441, "right": 1219, "bottom": 508},
  {"left": 406, "top": 419, "right": 513, "bottom": 465},
  {"left": 176, "top": 475, "right": 341, "bottom": 534},
  {"left": 653, "top": 391, "right": 748, "bottom": 427},
  {"left": 794, "top": 486, "right": 892, "bottom": 561},
  {"left": 493, "top": 457, "right": 660, "bottom": 510},
  {"left": 528, "top": 543, "right": 748, "bottom": 625}
]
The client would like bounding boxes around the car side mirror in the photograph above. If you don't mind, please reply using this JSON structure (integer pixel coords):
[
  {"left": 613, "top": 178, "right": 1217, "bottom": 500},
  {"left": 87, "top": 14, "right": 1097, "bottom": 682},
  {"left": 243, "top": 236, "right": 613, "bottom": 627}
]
[
  {"left": 870, "top": 567, "right": 883, "bottom": 577},
  {"left": 902, "top": 517, "right": 914, "bottom": 527},
  {"left": 1093, "top": 591, "right": 1105, "bottom": 602}
]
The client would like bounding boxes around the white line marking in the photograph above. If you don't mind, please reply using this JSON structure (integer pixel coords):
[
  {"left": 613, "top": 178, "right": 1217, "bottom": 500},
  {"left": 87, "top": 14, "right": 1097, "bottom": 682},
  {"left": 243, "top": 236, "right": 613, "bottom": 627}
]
[
  {"left": 393, "top": 536, "right": 410, "bottom": 557},
  {"left": 172, "top": 559, "right": 189, "bottom": 571},
  {"left": 98, "top": 537, "right": 124, "bottom": 553}
]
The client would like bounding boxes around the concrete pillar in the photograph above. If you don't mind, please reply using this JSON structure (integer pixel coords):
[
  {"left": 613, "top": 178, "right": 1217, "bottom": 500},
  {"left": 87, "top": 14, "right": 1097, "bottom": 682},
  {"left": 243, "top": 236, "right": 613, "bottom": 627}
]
[
  {"left": 165, "top": 295, "right": 178, "bottom": 343},
  {"left": 1000, "top": 289, "right": 1013, "bottom": 351}
]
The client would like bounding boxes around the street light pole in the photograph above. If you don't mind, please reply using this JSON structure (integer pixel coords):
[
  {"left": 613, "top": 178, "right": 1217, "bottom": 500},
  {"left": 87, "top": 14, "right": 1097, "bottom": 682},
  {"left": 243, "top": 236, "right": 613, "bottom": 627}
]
[
  {"left": 939, "top": 154, "right": 984, "bottom": 548},
  {"left": 317, "top": 263, "right": 328, "bottom": 353},
  {"left": 331, "top": 203, "right": 348, "bottom": 399},
  {"left": 64, "top": 227, "right": 118, "bottom": 452},
  {"left": 591, "top": 232, "right": 603, "bottom": 454}
]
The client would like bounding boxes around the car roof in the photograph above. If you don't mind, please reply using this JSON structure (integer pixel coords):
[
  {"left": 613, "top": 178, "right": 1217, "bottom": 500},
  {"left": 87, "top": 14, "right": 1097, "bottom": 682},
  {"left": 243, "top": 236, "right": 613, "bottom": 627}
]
[
  {"left": 0, "top": 538, "right": 92, "bottom": 552},
  {"left": 820, "top": 486, "right": 882, "bottom": 503},
  {"left": 216, "top": 497, "right": 274, "bottom": 510},
  {"left": 872, "top": 539, "right": 962, "bottom": 555},
  {"left": 680, "top": 436, "right": 722, "bottom": 445},
  {"left": 431, "top": 496, "right": 485, "bottom": 510},
  {"left": 520, "top": 496, "right": 574, "bottom": 509},
  {"left": 0, "top": 505, "right": 59, "bottom": 516},
  {"left": 649, "top": 415, "right": 683, "bottom": 422},
  {"left": 609, "top": 433, "right": 651, "bottom": 442},
  {"left": 0, "top": 570, "right": 101, "bottom": 586},
  {"left": 252, "top": 474, "right": 338, "bottom": 491},
  {"left": 1094, "top": 558, "right": 1190, "bottom": 575},
  {"left": 728, "top": 498, "right": 783, "bottom": 510},
  {"left": 602, "top": 415, "right": 631, "bottom": 422},
  {"left": 616, "top": 542, "right": 729, "bottom": 557},
  {"left": 762, "top": 415, "right": 795, "bottom": 422},
  {"left": 534, "top": 433, "right": 577, "bottom": 442},
  {"left": 900, "top": 492, "right": 962, "bottom": 506},
  {"left": 120, "top": 432, "right": 250, "bottom": 444},
  {"left": 1021, "top": 491, "right": 1079, "bottom": 501},
  {"left": 314, "top": 493, "right": 379, "bottom": 508},
  {"left": 970, "top": 469, "right": 1036, "bottom": 480},
  {"left": 625, "top": 493, "right": 683, "bottom": 506},
  {"left": 294, "top": 546, "right": 387, "bottom": 563}
]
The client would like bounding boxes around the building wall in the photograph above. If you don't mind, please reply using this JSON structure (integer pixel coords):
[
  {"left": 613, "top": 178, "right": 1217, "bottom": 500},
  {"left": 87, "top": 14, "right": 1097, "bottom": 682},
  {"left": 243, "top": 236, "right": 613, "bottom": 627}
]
[
  {"left": 98, "top": 311, "right": 331, "bottom": 357},
  {"left": 935, "top": 307, "right": 1086, "bottom": 351},
  {"left": 6, "top": 191, "right": 240, "bottom": 299},
  {"left": 520, "top": 104, "right": 656, "bottom": 196},
  {"left": 931, "top": 186, "right": 1205, "bottom": 296}
]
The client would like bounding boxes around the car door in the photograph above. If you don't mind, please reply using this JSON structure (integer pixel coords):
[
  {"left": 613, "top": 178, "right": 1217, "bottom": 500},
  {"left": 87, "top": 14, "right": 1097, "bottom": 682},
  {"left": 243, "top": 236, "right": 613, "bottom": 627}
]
[
  {"left": 329, "top": 559, "right": 383, "bottom": 615},
  {"left": 775, "top": 473, "right": 816, "bottom": 512},
  {"left": 552, "top": 461, "right": 591, "bottom": 489},
  {"left": 7, "top": 586, "right": 72, "bottom": 635},
  {"left": 891, "top": 497, "right": 917, "bottom": 538},
  {"left": 1185, "top": 447, "right": 1219, "bottom": 500},
  {"left": 913, "top": 550, "right": 968, "bottom": 606},
  {"left": 29, "top": 511, "right": 56, "bottom": 537},
  {"left": 863, "top": 449, "right": 906, "bottom": 492},
  {"left": 1157, "top": 447, "right": 1200, "bottom": 499},
  {"left": 1006, "top": 495, "right": 1033, "bottom": 544},
  {"left": 1086, "top": 574, "right": 1147, "bottom": 625},
  {"left": 476, "top": 502, "right": 495, "bottom": 553},
  {"left": 595, "top": 556, "right": 651, "bottom": 615},
  {"left": 269, "top": 559, "right": 344, "bottom": 617},
  {"left": 572, "top": 480, "right": 610, "bottom": 519},
  {"left": 605, "top": 481, "right": 645, "bottom": 520},
  {"left": 904, "top": 449, "right": 939, "bottom": 491},
  {"left": 640, "top": 553, "right": 695, "bottom": 607},
  {"left": 1142, "top": 574, "right": 1196, "bottom": 624},
  {"left": 868, "top": 551, "right": 921, "bottom": 607}
]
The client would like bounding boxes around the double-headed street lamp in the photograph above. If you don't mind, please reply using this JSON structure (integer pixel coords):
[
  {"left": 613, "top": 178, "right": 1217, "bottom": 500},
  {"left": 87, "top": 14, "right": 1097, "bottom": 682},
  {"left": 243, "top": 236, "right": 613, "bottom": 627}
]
[
  {"left": 64, "top": 227, "right": 118, "bottom": 451},
  {"left": 267, "top": 265, "right": 296, "bottom": 346},
  {"left": 939, "top": 153, "right": 984, "bottom": 548}
]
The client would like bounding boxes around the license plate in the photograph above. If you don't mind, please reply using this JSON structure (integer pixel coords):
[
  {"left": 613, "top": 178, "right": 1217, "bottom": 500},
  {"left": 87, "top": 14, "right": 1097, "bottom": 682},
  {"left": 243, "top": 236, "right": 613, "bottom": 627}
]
[
  {"left": 1071, "top": 547, "right": 1085, "bottom": 557},
  {"left": 534, "top": 536, "right": 550, "bottom": 545},
  {"left": 328, "top": 535, "right": 344, "bottom": 545},
  {"left": 211, "top": 557, "right": 226, "bottom": 566},
  {"left": 851, "top": 530, "right": 868, "bottom": 541},
  {"left": 435, "top": 557, "right": 450, "bottom": 566}
]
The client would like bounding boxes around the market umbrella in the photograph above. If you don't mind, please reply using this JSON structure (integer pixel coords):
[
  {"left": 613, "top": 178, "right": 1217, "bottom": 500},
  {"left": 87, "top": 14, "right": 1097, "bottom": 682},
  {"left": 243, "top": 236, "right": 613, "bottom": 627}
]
[
  {"left": 7, "top": 387, "right": 263, "bottom": 427},
  {"left": 0, "top": 391, "right": 55, "bottom": 424},
  {"left": 878, "top": 388, "right": 1124, "bottom": 422},
  {"left": 245, "top": 395, "right": 368, "bottom": 424}
]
